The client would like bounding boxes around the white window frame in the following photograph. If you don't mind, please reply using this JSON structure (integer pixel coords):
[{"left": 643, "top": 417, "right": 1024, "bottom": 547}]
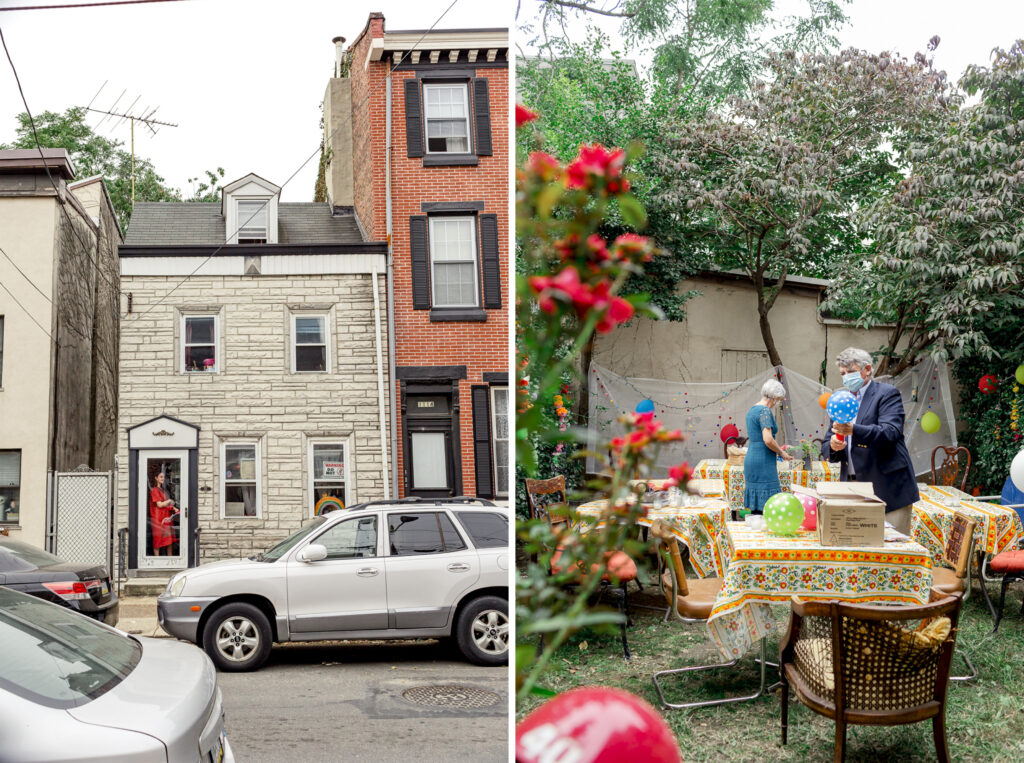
[
  {"left": 220, "top": 440, "right": 261, "bottom": 519},
  {"left": 236, "top": 199, "right": 269, "bottom": 243},
  {"left": 429, "top": 216, "right": 479, "bottom": 308},
  {"left": 180, "top": 313, "right": 220, "bottom": 374},
  {"left": 423, "top": 82, "right": 472, "bottom": 155},
  {"left": 490, "top": 386, "right": 509, "bottom": 498},
  {"left": 290, "top": 313, "right": 331, "bottom": 373},
  {"left": 307, "top": 438, "right": 351, "bottom": 518}
]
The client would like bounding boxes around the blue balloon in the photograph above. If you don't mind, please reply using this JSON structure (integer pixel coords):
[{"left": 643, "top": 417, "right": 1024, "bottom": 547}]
[
  {"left": 636, "top": 399, "right": 655, "bottom": 414},
  {"left": 826, "top": 390, "right": 860, "bottom": 424}
]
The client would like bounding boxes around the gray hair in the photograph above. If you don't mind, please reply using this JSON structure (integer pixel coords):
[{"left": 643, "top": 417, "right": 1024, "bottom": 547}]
[
  {"left": 836, "top": 347, "right": 873, "bottom": 370},
  {"left": 761, "top": 379, "right": 786, "bottom": 400}
]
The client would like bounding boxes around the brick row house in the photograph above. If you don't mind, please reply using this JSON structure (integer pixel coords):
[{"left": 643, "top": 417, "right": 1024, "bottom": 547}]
[
  {"left": 116, "top": 14, "right": 508, "bottom": 572},
  {"left": 325, "top": 14, "right": 509, "bottom": 503}
]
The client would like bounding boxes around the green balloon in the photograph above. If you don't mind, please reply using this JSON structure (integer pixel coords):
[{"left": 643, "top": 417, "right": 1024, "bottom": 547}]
[
  {"left": 1016, "top": 364, "right": 1024, "bottom": 385},
  {"left": 921, "top": 411, "right": 941, "bottom": 434},
  {"left": 764, "top": 492, "right": 804, "bottom": 534}
]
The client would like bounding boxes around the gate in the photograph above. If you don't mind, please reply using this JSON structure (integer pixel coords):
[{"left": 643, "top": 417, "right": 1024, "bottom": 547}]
[{"left": 47, "top": 466, "right": 113, "bottom": 574}]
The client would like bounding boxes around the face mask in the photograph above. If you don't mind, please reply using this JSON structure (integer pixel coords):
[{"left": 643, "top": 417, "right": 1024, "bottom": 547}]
[{"left": 842, "top": 370, "right": 865, "bottom": 392}]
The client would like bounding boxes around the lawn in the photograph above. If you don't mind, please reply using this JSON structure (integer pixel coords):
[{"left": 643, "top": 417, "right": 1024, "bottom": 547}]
[{"left": 517, "top": 570, "right": 1024, "bottom": 762}]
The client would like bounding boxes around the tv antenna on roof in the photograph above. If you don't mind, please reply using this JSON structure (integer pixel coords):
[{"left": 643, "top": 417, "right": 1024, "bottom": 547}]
[{"left": 83, "top": 81, "right": 178, "bottom": 205}]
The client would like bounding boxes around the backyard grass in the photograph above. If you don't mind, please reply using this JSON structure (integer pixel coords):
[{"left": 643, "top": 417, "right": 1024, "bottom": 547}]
[{"left": 517, "top": 568, "right": 1024, "bottom": 762}]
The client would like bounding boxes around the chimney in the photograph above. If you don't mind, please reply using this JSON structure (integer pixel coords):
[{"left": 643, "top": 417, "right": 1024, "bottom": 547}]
[
  {"left": 323, "top": 38, "right": 354, "bottom": 209},
  {"left": 332, "top": 36, "right": 346, "bottom": 78}
]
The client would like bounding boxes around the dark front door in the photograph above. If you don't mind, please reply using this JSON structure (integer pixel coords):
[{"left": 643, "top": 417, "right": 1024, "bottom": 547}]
[{"left": 404, "top": 393, "right": 457, "bottom": 498}]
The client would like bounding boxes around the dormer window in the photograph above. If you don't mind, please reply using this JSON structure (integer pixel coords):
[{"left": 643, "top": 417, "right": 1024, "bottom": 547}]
[{"left": 237, "top": 200, "right": 268, "bottom": 244}]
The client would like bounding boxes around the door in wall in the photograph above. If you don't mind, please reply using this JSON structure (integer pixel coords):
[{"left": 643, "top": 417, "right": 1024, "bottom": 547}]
[
  {"left": 405, "top": 393, "right": 457, "bottom": 498},
  {"left": 138, "top": 450, "right": 189, "bottom": 569}
]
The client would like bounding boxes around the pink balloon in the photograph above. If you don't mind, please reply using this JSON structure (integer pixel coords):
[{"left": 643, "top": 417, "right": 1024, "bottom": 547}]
[{"left": 798, "top": 493, "right": 817, "bottom": 531}]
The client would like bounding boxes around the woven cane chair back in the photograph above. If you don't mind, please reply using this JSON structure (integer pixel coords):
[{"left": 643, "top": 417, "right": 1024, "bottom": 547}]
[
  {"left": 943, "top": 512, "right": 977, "bottom": 579},
  {"left": 524, "top": 476, "right": 568, "bottom": 527},
  {"left": 931, "top": 446, "right": 972, "bottom": 493}
]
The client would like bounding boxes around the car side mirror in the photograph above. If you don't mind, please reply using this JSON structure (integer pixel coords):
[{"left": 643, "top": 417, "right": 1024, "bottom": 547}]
[{"left": 296, "top": 544, "right": 327, "bottom": 563}]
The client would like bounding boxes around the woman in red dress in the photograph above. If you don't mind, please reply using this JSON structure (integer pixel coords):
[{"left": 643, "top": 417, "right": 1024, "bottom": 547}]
[{"left": 149, "top": 472, "right": 179, "bottom": 555}]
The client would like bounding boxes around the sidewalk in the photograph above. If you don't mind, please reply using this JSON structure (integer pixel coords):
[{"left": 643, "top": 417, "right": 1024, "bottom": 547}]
[{"left": 116, "top": 595, "right": 171, "bottom": 638}]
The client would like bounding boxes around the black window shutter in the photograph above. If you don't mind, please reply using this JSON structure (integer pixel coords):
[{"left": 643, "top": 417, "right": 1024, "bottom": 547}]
[
  {"left": 479, "top": 213, "right": 501, "bottom": 309},
  {"left": 410, "top": 216, "right": 431, "bottom": 309},
  {"left": 471, "top": 385, "right": 494, "bottom": 499},
  {"left": 473, "top": 78, "right": 493, "bottom": 157},
  {"left": 405, "top": 79, "right": 424, "bottom": 158}
]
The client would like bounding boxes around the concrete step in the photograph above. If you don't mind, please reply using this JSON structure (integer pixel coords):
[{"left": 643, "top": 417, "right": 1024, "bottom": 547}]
[
  {"left": 117, "top": 596, "right": 159, "bottom": 617},
  {"left": 122, "top": 577, "right": 171, "bottom": 597},
  {"left": 130, "top": 568, "right": 185, "bottom": 579}
]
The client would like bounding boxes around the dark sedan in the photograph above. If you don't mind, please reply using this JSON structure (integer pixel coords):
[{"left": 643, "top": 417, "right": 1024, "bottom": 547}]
[{"left": 0, "top": 537, "right": 118, "bottom": 626}]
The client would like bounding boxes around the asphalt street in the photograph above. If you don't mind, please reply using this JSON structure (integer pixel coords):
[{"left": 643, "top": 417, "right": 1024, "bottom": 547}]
[{"left": 217, "top": 639, "right": 509, "bottom": 762}]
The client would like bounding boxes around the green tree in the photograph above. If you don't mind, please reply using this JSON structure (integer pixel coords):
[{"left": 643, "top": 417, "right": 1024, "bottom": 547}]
[
  {"left": 826, "top": 40, "right": 1024, "bottom": 376},
  {"left": 650, "top": 46, "right": 954, "bottom": 367}
]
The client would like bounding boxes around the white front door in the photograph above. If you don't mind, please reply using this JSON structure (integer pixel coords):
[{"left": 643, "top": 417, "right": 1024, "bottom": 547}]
[{"left": 138, "top": 450, "right": 189, "bottom": 570}]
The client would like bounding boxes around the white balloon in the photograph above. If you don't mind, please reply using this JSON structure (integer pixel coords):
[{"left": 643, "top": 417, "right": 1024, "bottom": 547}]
[{"left": 1012, "top": 449, "right": 1024, "bottom": 493}]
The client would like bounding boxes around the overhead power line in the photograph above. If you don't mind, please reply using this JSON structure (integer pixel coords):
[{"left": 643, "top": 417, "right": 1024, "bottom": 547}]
[{"left": 0, "top": 0, "right": 189, "bottom": 12}]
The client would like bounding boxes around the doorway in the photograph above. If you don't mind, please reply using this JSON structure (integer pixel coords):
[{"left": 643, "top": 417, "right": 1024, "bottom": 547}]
[
  {"left": 404, "top": 391, "right": 458, "bottom": 498},
  {"left": 137, "top": 450, "right": 189, "bottom": 569}
]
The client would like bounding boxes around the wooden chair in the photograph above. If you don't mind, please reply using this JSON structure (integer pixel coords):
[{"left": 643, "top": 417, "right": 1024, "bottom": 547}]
[
  {"left": 931, "top": 446, "right": 972, "bottom": 493},
  {"left": 524, "top": 476, "right": 638, "bottom": 659},
  {"left": 649, "top": 521, "right": 769, "bottom": 709},
  {"left": 779, "top": 589, "right": 963, "bottom": 763},
  {"left": 929, "top": 511, "right": 978, "bottom": 681}
]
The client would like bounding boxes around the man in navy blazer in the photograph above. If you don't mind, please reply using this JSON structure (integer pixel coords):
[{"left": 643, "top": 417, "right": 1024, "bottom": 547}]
[{"left": 825, "top": 347, "right": 920, "bottom": 533}]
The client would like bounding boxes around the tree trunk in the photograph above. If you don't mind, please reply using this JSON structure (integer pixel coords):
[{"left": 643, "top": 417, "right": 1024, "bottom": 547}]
[
  {"left": 574, "top": 331, "right": 596, "bottom": 427},
  {"left": 758, "top": 306, "right": 783, "bottom": 368}
]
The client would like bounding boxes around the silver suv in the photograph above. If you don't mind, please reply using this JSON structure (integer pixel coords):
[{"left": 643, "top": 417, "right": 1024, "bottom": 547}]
[{"left": 157, "top": 498, "right": 509, "bottom": 671}]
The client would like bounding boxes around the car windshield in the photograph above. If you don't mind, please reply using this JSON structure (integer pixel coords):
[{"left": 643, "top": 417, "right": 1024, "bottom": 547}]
[
  {"left": 258, "top": 517, "right": 327, "bottom": 562},
  {"left": 0, "top": 588, "right": 141, "bottom": 709},
  {"left": 0, "top": 538, "right": 64, "bottom": 572}
]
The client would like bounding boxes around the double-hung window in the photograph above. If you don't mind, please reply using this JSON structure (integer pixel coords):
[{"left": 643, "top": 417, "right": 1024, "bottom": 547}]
[
  {"left": 0, "top": 450, "right": 20, "bottom": 524},
  {"left": 237, "top": 200, "right": 268, "bottom": 244},
  {"left": 490, "top": 387, "right": 509, "bottom": 498},
  {"left": 222, "top": 442, "right": 259, "bottom": 518},
  {"left": 292, "top": 314, "right": 329, "bottom": 373},
  {"left": 423, "top": 84, "right": 471, "bottom": 154},
  {"left": 429, "top": 217, "right": 478, "bottom": 308},
  {"left": 310, "top": 441, "right": 348, "bottom": 516},
  {"left": 182, "top": 315, "right": 217, "bottom": 373}
]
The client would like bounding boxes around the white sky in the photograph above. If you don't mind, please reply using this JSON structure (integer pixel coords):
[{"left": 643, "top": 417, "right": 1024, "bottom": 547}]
[
  {"left": 0, "top": 0, "right": 511, "bottom": 202},
  {"left": 518, "top": 0, "right": 1024, "bottom": 87}
]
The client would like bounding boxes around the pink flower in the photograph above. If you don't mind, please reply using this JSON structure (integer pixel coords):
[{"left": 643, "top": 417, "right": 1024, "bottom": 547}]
[
  {"left": 667, "top": 462, "right": 692, "bottom": 487},
  {"left": 611, "top": 233, "right": 653, "bottom": 263},
  {"left": 516, "top": 104, "right": 539, "bottom": 128},
  {"left": 525, "top": 151, "right": 561, "bottom": 182},
  {"left": 565, "top": 144, "right": 626, "bottom": 190}
]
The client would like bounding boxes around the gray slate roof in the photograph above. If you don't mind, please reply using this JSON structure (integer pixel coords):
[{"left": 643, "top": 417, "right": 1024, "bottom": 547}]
[{"left": 124, "top": 202, "right": 365, "bottom": 245}]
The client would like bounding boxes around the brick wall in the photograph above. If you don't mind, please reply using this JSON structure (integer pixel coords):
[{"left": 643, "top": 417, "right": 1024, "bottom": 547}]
[{"left": 117, "top": 273, "right": 391, "bottom": 561}]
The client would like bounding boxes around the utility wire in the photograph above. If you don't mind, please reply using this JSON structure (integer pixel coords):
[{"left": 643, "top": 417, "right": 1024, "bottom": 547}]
[
  {"left": 0, "top": 240, "right": 52, "bottom": 304},
  {"left": 0, "top": 0, "right": 189, "bottom": 12},
  {"left": 0, "top": 275, "right": 56, "bottom": 343},
  {"left": 127, "top": 0, "right": 462, "bottom": 324}
]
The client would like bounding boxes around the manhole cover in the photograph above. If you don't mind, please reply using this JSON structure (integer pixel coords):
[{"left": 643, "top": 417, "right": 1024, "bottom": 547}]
[{"left": 401, "top": 685, "right": 502, "bottom": 708}]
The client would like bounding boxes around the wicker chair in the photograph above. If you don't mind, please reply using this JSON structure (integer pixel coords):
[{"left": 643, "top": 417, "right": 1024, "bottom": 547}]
[
  {"left": 524, "top": 476, "right": 638, "bottom": 659},
  {"left": 928, "top": 511, "right": 978, "bottom": 681},
  {"left": 649, "top": 520, "right": 769, "bottom": 709},
  {"left": 779, "top": 589, "right": 963, "bottom": 763},
  {"left": 931, "top": 446, "right": 972, "bottom": 493}
]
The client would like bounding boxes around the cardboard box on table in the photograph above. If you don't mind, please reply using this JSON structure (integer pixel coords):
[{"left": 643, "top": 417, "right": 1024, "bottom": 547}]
[{"left": 792, "top": 483, "right": 886, "bottom": 547}]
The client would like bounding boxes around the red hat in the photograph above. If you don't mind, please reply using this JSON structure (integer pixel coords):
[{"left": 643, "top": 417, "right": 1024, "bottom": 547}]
[{"left": 516, "top": 687, "right": 681, "bottom": 763}]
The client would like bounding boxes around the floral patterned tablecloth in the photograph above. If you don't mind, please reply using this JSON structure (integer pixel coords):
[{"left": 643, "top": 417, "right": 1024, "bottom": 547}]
[
  {"left": 706, "top": 522, "right": 934, "bottom": 659},
  {"left": 911, "top": 484, "right": 1024, "bottom": 564},
  {"left": 575, "top": 498, "right": 730, "bottom": 578},
  {"left": 693, "top": 458, "right": 841, "bottom": 514}
]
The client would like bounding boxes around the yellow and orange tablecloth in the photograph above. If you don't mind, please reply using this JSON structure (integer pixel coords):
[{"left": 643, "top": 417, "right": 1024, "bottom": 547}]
[
  {"left": 693, "top": 458, "right": 841, "bottom": 514},
  {"left": 911, "top": 484, "right": 1024, "bottom": 564},
  {"left": 706, "top": 522, "right": 934, "bottom": 659}
]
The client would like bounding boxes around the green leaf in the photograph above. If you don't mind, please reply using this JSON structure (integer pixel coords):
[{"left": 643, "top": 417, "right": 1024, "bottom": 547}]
[{"left": 618, "top": 194, "right": 648, "bottom": 229}]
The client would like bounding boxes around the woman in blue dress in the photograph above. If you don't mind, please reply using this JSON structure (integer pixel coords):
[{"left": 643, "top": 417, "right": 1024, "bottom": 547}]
[{"left": 743, "top": 379, "right": 797, "bottom": 514}]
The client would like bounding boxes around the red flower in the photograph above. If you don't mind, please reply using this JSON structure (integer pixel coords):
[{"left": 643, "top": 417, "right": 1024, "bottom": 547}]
[
  {"left": 525, "top": 151, "right": 561, "bottom": 182},
  {"left": 611, "top": 233, "right": 653, "bottom": 263},
  {"left": 516, "top": 104, "right": 538, "bottom": 128},
  {"left": 565, "top": 143, "right": 626, "bottom": 190},
  {"left": 586, "top": 234, "right": 610, "bottom": 262},
  {"left": 667, "top": 461, "right": 692, "bottom": 487}
]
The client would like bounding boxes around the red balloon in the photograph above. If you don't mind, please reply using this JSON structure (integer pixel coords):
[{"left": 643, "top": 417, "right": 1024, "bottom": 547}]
[
  {"left": 720, "top": 423, "right": 739, "bottom": 443},
  {"left": 516, "top": 687, "right": 682, "bottom": 763},
  {"left": 978, "top": 374, "right": 998, "bottom": 394}
]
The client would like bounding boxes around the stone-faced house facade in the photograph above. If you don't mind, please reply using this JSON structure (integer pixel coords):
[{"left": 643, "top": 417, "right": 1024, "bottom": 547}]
[
  {"left": 322, "top": 14, "right": 509, "bottom": 502},
  {"left": 117, "top": 174, "right": 390, "bottom": 570},
  {"left": 0, "top": 150, "right": 120, "bottom": 546}
]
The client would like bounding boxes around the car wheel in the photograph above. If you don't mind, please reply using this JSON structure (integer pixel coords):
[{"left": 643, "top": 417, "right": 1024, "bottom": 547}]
[
  {"left": 455, "top": 596, "right": 508, "bottom": 666},
  {"left": 202, "top": 602, "right": 272, "bottom": 672}
]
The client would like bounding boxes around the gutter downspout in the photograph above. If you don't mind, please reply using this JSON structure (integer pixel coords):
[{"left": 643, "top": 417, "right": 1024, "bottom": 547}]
[
  {"left": 386, "top": 66, "right": 400, "bottom": 498},
  {"left": 371, "top": 267, "right": 390, "bottom": 498}
]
